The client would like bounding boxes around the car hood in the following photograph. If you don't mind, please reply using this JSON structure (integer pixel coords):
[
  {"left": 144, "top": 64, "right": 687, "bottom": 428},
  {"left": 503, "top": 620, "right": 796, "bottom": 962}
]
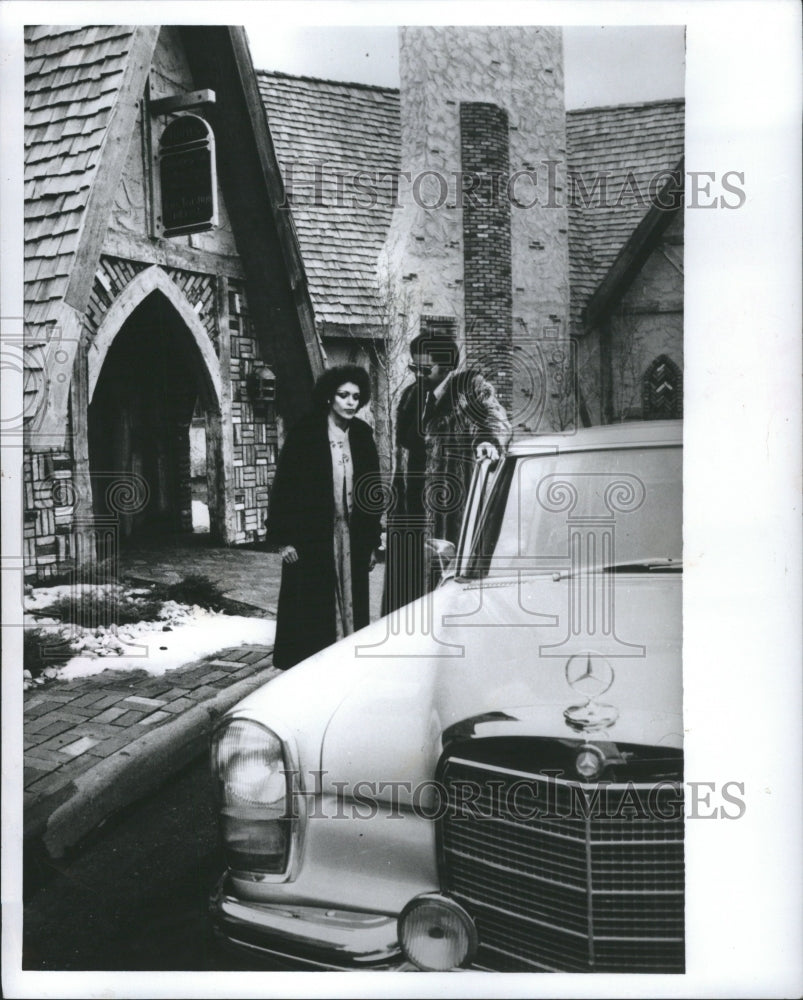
[{"left": 231, "top": 573, "right": 681, "bottom": 801}]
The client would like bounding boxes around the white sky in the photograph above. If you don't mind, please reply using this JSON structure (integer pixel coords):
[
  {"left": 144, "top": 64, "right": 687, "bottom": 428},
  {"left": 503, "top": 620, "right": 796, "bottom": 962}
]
[{"left": 242, "top": 24, "right": 685, "bottom": 108}]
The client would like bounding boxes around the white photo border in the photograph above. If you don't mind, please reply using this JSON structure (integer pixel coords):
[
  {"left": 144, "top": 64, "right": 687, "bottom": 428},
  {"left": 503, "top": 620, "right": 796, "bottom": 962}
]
[{"left": 2, "top": 2, "right": 801, "bottom": 997}]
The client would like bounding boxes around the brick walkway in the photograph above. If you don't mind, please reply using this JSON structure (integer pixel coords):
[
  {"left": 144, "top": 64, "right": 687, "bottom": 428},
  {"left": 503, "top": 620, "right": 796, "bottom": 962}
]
[{"left": 23, "top": 644, "right": 276, "bottom": 846}]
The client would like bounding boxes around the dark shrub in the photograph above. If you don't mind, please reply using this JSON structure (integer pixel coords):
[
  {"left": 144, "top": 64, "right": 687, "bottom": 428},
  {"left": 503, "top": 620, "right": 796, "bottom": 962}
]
[
  {"left": 24, "top": 628, "right": 74, "bottom": 678},
  {"left": 157, "top": 574, "right": 227, "bottom": 611},
  {"left": 30, "top": 574, "right": 229, "bottom": 630},
  {"left": 33, "top": 589, "right": 164, "bottom": 628}
]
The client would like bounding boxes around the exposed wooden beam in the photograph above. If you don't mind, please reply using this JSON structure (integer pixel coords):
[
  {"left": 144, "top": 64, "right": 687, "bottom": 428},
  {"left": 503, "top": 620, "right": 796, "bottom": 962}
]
[
  {"left": 149, "top": 89, "right": 216, "bottom": 115},
  {"left": 599, "top": 318, "right": 614, "bottom": 425},
  {"left": 101, "top": 230, "right": 246, "bottom": 280},
  {"left": 226, "top": 26, "right": 324, "bottom": 379},
  {"left": 320, "top": 322, "right": 388, "bottom": 341},
  {"left": 64, "top": 26, "right": 160, "bottom": 315},
  {"left": 618, "top": 299, "right": 684, "bottom": 316}
]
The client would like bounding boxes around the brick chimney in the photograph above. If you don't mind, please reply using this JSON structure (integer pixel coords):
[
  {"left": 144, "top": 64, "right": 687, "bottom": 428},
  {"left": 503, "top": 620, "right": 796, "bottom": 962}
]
[{"left": 384, "top": 26, "right": 570, "bottom": 432}]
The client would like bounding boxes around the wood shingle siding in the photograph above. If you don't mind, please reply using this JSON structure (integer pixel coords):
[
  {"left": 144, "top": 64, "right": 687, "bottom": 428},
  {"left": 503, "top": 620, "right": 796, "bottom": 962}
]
[
  {"left": 22, "top": 24, "right": 330, "bottom": 575},
  {"left": 24, "top": 25, "right": 139, "bottom": 341},
  {"left": 565, "top": 100, "right": 685, "bottom": 334},
  {"left": 257, "top": 72, "right": 401, "bottom": 332},
  {"left": 258, "top": 74, "right": 683, "bottom": 344}
]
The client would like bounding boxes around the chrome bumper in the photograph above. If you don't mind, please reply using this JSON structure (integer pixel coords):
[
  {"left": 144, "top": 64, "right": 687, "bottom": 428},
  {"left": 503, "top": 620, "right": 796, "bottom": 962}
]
[{"left": 210, "top": 875, "right": 410, "bottom": 970}]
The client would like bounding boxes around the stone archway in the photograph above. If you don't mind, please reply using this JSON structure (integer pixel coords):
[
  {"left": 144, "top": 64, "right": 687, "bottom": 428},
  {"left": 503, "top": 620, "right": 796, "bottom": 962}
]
[
  {"left": 87, "top": 285, "right": 227, "bottom": 542},
  {"left": 87, "top": 265, "right": 222, "bottom": 407}
]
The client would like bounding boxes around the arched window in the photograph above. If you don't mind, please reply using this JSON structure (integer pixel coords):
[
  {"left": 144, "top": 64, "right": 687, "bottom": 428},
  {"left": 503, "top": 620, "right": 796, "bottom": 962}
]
[
  {"left": 642, "top": 354, "right": 683, "bottom": 419},
  {"left": 158, "top": 114, "right": 217, "bottom": 237}
]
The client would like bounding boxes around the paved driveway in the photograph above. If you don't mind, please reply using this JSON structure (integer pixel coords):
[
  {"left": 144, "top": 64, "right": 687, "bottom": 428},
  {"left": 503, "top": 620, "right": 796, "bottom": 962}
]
[{"left": 119, "top": 538, "right": 385, "bottom": 620}]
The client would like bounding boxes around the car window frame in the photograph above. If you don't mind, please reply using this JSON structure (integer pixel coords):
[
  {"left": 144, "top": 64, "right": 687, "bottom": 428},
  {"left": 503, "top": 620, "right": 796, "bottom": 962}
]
[{"left": 459, "top": 442, "right": 683, "bottom": 582}]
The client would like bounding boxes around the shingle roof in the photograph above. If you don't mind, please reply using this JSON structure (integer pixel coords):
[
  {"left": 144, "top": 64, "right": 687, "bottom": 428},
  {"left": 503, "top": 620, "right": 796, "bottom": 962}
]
[
  {"left": 257, "top": 71, "right": 401, "bottom": 331},
  {"left": 258, "top": 77, "right": 683, "bottom": 336},
  {"left": 24, "top": 32, "right": 683, "bottom": 349},
  {"left": 565, "top": 100, "right": 685, "bottom": 331},
  {"left": 24, "top": 25, "right": 138, "bottom": 341}
]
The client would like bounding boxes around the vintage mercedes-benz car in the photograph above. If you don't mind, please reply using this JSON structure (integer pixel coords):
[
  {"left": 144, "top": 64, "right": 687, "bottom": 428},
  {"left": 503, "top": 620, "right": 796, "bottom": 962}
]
[{"left": 210, "top": 420, "right": 684, "bottom": 972}]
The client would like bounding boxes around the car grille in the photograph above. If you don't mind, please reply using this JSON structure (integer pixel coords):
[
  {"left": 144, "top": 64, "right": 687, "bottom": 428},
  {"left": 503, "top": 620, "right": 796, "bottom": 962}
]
[{"left": 439, "top": 755, "right": 684, "bottom": 972}]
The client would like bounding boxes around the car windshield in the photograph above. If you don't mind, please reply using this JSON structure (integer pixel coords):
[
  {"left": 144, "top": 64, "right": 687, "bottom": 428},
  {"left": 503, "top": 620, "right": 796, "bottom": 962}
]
[{"left": 463, "top": 444, "right": 682, "bottom": 580}]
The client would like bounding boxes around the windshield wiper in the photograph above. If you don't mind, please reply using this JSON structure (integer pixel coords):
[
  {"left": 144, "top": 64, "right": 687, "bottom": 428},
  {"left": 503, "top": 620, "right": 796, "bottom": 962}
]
[
  {"left": 550, "top": 557, "right": 682, "bottom": 581},
  {"left": 602, "top": 558, "right": 682, "bottom": 573}
]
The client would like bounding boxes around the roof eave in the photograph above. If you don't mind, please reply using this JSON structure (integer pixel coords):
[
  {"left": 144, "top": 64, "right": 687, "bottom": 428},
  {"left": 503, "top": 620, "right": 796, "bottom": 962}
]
[
  {"left": 226, "top": 27, "right": 324, "bottom": 377},
  {"left": 582, "top": 156, "right": 684, "bottom": 331}
]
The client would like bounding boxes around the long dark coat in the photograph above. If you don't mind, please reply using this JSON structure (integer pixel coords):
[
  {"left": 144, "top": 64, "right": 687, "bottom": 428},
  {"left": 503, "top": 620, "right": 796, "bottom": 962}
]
[{"left": 266, "top": 413, "right": 381, "bottom": 669}]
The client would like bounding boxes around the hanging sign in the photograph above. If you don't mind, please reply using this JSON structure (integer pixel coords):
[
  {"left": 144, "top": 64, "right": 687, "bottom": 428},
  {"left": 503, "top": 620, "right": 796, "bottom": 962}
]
[{"left": 159, "top": 114, "right": 218, "bottom": 236}]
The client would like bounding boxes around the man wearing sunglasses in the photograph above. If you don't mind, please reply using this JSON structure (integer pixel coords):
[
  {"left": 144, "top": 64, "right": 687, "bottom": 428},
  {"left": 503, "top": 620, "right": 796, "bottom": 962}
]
[{"left": 383, "top": 329, "right": 511, "bottom": 614}]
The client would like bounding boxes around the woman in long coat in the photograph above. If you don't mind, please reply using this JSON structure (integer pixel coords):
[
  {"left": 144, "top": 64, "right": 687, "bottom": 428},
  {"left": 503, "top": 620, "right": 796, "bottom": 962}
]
[{"left": 266, "top": 365, "right": 382, "bottom": 669}]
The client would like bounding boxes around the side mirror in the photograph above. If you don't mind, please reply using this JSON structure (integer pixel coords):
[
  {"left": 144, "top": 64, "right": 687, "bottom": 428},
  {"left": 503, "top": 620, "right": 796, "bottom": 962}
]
[{"left": 425, "top": 538, "right": 456, "bottom": 577}]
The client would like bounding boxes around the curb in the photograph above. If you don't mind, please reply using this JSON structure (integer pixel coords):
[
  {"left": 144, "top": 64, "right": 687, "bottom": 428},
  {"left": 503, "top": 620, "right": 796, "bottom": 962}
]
[{"left": 34, "top": 663, "right": 280, "bottom": 859}]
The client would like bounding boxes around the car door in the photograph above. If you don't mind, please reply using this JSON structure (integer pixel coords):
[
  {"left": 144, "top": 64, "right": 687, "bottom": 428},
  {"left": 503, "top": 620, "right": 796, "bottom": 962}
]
[{"left": 447, "top": 458, "right": 499, "bottom": 581}]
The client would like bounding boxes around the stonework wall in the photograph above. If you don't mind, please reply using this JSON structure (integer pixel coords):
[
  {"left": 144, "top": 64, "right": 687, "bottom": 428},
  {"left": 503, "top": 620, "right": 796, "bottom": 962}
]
[
  {"left": 25, "top": 267, "right": 273, "bottom": 578},
  {"left": 83, "top": 256, "right": 220, "bottom": 358},
  {"left": 228, "top": 281, "right": 277, "bottom": 542},
  {"left": 23, "top": 451, "right": 76, "bottom": 578},
  {"left": 385, "top": 26, "right": 570, "bottom": 435},
  {"left": 23, "top": 264, "right": 277, "bottom": 576}
]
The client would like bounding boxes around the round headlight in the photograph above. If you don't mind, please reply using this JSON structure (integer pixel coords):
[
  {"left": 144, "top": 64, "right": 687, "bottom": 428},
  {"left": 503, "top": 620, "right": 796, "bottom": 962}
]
[
  {"left": 575, "top": 743, "right": 605, "bottom": 780},
  {"left": 398, "top": 894, "right": 478, "bottom": 971}
]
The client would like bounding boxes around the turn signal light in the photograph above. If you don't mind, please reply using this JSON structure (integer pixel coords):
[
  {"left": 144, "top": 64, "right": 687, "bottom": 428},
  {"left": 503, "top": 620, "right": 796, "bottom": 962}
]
[{"left": 398, "top": 894, "right": 478, "bottom": 971}]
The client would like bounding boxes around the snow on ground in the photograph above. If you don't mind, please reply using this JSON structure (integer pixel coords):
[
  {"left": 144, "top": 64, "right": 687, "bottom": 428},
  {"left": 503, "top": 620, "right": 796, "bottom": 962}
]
[
  {"left": 26, "top": 583, "right": 123, "bottom": 611},
  {"left": 57, "top": 610, "right": 275, "bottom": 680},
  {"left": 24, "top": 583, "right": 275, "bottom": 684}
]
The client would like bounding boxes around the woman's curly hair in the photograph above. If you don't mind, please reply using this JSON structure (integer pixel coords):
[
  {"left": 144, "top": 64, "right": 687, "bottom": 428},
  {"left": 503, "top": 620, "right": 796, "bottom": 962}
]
[{"left": 311, "top": 364, "right": 372, "bottom": 413}]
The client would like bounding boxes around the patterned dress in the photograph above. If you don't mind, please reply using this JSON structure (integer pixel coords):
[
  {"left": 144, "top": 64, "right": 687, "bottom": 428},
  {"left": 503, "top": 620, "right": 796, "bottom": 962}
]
[{"left": 328, "top": 416, "right": 354, "bottom": 638}]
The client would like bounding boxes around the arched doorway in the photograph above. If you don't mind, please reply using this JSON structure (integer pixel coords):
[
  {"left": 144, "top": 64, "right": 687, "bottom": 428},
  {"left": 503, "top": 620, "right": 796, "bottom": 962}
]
[{"left": 88, "top": 291, "right": 223, "bottom": 542}]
